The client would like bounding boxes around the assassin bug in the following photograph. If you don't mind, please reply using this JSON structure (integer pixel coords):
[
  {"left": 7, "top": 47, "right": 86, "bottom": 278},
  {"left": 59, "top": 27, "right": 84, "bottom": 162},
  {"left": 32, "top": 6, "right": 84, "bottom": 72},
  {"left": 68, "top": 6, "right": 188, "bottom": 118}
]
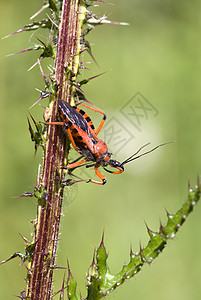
[{"left": 47, "top": 100, "right": 171, "bottom": 185}]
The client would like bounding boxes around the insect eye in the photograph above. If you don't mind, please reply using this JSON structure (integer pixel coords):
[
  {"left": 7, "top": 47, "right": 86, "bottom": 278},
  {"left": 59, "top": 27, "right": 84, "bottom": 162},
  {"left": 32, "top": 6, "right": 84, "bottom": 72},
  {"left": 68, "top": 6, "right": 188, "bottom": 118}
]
[{"left": 101, "top": 153, "right": 111, "bottom": 162}]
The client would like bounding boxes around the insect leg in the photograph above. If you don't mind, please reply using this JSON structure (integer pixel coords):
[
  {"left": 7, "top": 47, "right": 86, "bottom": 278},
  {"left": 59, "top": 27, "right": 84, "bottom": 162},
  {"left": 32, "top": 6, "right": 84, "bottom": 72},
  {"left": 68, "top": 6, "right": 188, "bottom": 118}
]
[
  {"left": 61, "top": 158, "right": 88, "bottom": 170},
  {"left": 109, "top": 166, "right": 124, "bottom": 174},
  {"left": 89, "top": 166, "right": 107, "bottom": 185},
  {"left": 79, "top": 103, "right": 106, "bottom": 135},
  {"left": 46, "top": 121, "right": 79, "bottom": 153},
  {"left": 62, "top": 160, "right": 107, "bottom": 185},
  {"left": 103, "top": 163, "right": 124, "bottom": 174},
  {"left": 66, "top": 128, "right": 79, "bottom": 152}
]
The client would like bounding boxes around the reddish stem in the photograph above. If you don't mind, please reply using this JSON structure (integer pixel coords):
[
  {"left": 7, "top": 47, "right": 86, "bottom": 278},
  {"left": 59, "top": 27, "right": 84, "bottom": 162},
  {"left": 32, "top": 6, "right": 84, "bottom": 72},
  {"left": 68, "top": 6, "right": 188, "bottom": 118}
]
[{"left": 26, "top": 1, "right": 84, "bottom": 299}]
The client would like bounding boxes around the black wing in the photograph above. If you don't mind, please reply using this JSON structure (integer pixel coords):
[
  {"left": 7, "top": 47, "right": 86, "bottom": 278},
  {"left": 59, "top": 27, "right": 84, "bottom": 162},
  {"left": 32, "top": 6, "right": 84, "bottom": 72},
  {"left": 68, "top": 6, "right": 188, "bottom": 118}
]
[{"left": 58, "top": 100, "right": 90, "bottom": 135}]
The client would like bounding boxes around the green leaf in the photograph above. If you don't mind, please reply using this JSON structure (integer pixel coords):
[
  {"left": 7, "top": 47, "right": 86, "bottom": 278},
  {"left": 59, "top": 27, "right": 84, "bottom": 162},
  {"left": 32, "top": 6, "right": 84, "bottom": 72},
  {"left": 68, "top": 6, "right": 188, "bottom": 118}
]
[
  {"left": 67, "top": 264, "right": 81, "bottom": 300},
  {"left": 86, "top": 181, "right": 201, "bottom": 299}
]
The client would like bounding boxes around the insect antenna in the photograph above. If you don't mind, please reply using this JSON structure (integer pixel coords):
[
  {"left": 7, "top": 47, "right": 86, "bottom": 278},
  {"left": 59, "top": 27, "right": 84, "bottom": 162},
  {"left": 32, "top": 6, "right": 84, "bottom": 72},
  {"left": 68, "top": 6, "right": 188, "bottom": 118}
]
[{"left": 121, "top": 142, "right": 173, "bottom": 166}]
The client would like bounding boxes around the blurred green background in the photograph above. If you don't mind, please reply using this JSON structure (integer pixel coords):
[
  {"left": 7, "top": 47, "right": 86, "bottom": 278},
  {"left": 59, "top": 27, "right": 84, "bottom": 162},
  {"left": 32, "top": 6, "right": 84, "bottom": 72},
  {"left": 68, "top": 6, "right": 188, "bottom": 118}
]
[{"left": 1, "top": 0, "right": 201, "bottom": 299}]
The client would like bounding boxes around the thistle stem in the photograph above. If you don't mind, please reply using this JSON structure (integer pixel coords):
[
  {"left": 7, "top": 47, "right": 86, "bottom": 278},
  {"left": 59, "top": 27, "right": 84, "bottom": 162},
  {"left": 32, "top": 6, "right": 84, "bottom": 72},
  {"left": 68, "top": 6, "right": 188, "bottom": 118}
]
[{"left": 26, "top": 1, "right": 86, "bottom": 299}]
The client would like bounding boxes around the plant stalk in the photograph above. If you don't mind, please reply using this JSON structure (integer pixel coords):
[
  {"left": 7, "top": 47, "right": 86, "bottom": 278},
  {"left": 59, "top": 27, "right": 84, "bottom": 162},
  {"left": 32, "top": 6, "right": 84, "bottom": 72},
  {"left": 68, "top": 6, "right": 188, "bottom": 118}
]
[{"left": 26, "top": 1, "right": 86, "bottom": 299}]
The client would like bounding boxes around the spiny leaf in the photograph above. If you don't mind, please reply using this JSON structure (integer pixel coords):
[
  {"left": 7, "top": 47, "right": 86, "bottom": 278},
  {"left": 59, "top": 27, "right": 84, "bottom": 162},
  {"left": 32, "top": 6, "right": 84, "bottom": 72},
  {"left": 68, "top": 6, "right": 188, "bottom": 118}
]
[
  {"left": 117, "top": 182, "right": 200, "bottom": 290},
  {"left": 67, "top": 261, "right": 81, "bottom": 300},
  {"left": 2, "top": 19, "right": 53, "bottom": 39},
  {"left": 1, "top": 240, "right": 36, "bottom": 265},
  {"left": 86, "top": 181, "right": 201, "bottom": 298},
  {"left": 27, "top": 113, "right": 46, "bottom": 153},
  {"left": 1, "top": 252, "right": 25, "bottom": 265}
]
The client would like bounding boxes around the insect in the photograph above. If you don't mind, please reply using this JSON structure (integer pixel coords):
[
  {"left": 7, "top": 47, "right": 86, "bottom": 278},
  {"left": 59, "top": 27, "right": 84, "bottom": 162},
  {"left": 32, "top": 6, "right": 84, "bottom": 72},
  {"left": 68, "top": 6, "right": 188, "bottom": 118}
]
[{"left": 47, "top": 99, "right": 170, "bottom": 185}]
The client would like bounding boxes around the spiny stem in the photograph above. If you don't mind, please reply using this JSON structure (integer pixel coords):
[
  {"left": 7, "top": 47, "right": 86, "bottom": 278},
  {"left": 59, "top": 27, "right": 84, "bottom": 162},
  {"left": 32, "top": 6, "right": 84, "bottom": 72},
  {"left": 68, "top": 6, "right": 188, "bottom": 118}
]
[{"left": 26, "top": 1, "right": 86, "bottom": 299}]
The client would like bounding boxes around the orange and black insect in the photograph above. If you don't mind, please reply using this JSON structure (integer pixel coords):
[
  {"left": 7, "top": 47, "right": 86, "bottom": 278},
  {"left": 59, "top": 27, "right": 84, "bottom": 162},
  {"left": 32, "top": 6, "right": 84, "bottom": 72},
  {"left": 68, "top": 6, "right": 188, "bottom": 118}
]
[{"left": 47, "top": 100, "right": 170, "bottom": 185}]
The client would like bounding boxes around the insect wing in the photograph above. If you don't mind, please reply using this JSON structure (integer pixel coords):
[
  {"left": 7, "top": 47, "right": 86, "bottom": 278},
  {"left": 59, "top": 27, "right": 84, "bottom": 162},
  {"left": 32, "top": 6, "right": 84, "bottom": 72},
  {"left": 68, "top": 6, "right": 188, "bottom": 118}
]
[
  {"left": 63, "top": 182, "right": 78, "bottom": 206},
  {"left": 58, "top": 100, "right": 90, "bottom": 136},
  {"left": 58, "top": 100, "right": 97, "bottom": 160}
]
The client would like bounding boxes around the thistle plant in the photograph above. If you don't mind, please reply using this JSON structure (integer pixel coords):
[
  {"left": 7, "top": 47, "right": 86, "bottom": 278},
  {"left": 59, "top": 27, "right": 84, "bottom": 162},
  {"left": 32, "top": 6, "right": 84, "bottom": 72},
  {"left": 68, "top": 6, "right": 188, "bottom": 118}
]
[{"left": 2, "top": 1, "right": 201, "bottom": 299}]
